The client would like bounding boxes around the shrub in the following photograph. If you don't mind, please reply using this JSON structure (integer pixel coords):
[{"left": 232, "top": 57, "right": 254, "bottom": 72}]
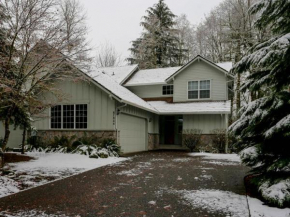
[
  {"left": 99, "top": 138, "right": 121, "bottom": 156},
  {"left": 210, "top": 129, "right": 227, "bottom": 153},
  {"left": 182, "top": 129, "right": 202, "bottom": 152}
]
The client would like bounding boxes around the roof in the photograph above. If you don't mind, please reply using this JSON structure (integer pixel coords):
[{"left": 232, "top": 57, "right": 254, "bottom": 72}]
[
  {"left": 124, "top": 67, "right": 181, "bottom": 86},
  {"left": 90, "top": 65, "right": 138, "bottom": 84},
  {"left": 148, "top": 101, "right": 231, "bottom": 114},
  {"left": 91, "top": 72, "right": 157, "bottom": 113},
  {"left": 216, "top": 62, "right": 233, "bottom": 72},
  {"left": 166, "top": 55, "right": 234, "bottom": 82}
]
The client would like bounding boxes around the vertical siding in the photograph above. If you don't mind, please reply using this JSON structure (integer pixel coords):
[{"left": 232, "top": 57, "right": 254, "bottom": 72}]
[
  {"left": 173, "top": 60, "right": 227, "bottom": 102},
  {"left": 0, "top": 125, "right": 23, "bottom": 148},
  {"left": 183, "top": 114, "right": 226, "bottom": 134},
  {"left": 34, "top": 80, "right": 115, "bottom": 130}
]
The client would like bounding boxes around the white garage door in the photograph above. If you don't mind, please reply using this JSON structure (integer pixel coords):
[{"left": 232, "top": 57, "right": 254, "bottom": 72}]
[{"left": 119, "top": 114, "right": 147, "bottom": 153}]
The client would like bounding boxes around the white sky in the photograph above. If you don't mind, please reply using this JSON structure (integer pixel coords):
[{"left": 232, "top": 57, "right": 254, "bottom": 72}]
[{"left": 81, "top": 0, "right": 224, "bottom": 62}]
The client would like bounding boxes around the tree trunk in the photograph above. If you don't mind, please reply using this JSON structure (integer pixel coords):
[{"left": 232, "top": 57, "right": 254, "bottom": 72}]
[
  {"left": 2, "top": 118, "right": 11, "bottom": 151},
  {"left": 21, "top": 127, "right": 27, "bottom": 154}
]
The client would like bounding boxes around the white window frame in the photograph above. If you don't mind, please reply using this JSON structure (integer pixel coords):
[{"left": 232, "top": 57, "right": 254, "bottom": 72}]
[
  {"left": 187, "top": 80, "right": 211, "bottom": 100},
  {"left": 162, "top": 85, "right": 174, "bottom": 95},
  {"left": 49, "top": 104, "right": 88, "bottom": 130}
]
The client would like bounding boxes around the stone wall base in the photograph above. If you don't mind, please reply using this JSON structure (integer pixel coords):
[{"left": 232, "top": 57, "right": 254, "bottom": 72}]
[
  {"left": 36, "top": 130, "right": 117, "bottom": 146},
  {"left": 148, "top": 134, "right": 159, "bottom": 150}
]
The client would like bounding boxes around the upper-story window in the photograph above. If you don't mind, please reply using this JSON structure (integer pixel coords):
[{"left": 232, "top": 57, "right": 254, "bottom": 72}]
[
  {"left": 162, "top": 85, "right": 174, "bottom": 95},
  {"left": 188, "top": 80, "right": 210, "bottom": 99},
  {"left": 51, "top": 104, "right": 88, "bottom": 129}
]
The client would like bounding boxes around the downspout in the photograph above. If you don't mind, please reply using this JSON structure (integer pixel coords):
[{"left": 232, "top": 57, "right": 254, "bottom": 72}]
[{"left": 115, "top": 103, "right": 127, "bottom": 145}]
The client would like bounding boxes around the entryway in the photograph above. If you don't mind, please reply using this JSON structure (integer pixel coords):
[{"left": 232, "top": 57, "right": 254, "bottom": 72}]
[{"left": 159, "top": 115, "right": 183, "bottom": 146}]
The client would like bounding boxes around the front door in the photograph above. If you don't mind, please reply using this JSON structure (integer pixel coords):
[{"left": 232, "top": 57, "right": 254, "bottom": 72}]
[{"left": 164, "top": 116, "right": 175, "bottom": 144}]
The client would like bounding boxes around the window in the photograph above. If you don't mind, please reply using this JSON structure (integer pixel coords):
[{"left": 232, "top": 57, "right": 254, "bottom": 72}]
[
  {"left": 200, "top": 80, "right": 210, "bottom": 99},
  {"left": 50, "top": 104, "right": 88, "bottom": 129},
  {"left": 63, "top": 105, "right": 74, "bottom": 129},
  {"left": 51, "top": 105, "right": 61, "bottom": 129},
  {"left": 76, "top": 104, "right": 87, "bottom": 129},
  {"left": 188, "top": 81, "right": 199, "bottom": 99},
  {"left": 162, "top": 85, "right": 174, "bottom": 95},
  {"left": 188, "top": 80, "right": 210, "bottom": 99}
]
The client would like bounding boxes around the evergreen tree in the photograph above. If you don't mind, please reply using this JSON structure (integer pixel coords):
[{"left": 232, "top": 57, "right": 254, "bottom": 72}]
[
  {"left": 229, "top": 0, "right": 290, "bottom": 207},
  {"left": 127, "top": 0, "right": 183, "bottom": 69}
]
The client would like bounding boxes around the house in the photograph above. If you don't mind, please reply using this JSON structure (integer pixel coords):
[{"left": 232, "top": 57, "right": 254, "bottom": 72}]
[{"left": 2, "top": 55, "right": 234, "bottom": 153}]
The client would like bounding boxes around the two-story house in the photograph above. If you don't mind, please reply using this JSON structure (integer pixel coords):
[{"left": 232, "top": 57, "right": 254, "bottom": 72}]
[{"left": 2, "top": 55, "right": 233, "bottom": 153}]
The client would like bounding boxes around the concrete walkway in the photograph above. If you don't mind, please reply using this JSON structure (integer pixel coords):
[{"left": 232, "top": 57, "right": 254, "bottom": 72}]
[{"left": 0, "top": 151, "right": 249, "bottom": 217}]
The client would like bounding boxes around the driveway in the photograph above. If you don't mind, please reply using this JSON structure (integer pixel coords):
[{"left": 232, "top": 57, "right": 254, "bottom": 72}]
[{"left": 0, "top": 151, "right": 249, "bottom": 217}]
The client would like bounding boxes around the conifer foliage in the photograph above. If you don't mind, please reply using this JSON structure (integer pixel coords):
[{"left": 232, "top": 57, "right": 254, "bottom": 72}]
[
  {"left": 229, "top": 0, "right": 290, "bottom": 207},
  {"left": 127, "top": 0, "right": 185, "bottom": 69}
]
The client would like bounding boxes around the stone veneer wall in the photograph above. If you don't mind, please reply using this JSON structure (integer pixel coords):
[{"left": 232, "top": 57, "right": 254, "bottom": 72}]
[
  {"left": 36, "top": 130, "right": 117, "bottom": 146},
  {"left": 148, "top": 133, "right": 159, "bottom": 150}
]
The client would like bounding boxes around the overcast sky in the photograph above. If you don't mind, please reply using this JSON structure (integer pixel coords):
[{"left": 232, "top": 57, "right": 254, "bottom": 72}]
[{"left": 82, "top": 0, "right": 224, "bottom": 62}]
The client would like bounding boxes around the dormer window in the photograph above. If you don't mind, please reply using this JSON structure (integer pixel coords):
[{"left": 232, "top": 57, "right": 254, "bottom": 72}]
[
  {"left": 188, "top": 80, "right": 211, "bottom": 99},
  {"left": 163, "top": 85, "right": 173, "bottom": 95}
]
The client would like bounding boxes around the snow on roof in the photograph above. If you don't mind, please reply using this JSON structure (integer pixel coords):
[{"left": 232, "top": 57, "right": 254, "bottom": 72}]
[
  {"left": 216, "top": 62, "right": 233, "bottom": 72},
  {"left": 148, "top": 101, "right": 231, "bottom": 114},
  {"left": 92, "top": 72, "right": 157, "bottom": 113},
  {"left": 124, "top": 67, "right": 181, "bottom": 86},
  {"left": 90, "top": 65, "right": 138, "bottom": 84}
]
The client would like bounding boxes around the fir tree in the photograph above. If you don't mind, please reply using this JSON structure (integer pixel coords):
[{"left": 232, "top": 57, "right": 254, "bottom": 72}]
[
  {"left": 127, "top": 0, "right": 183, "bottom": 69},
  {"left": 229, "top": 0, "right": 290, "bottom": 207}
]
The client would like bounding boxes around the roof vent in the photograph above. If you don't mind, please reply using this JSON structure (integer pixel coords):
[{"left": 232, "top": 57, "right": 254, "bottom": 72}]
[{"left": 112, "top": 71, "right": 115, "bottom": 76}]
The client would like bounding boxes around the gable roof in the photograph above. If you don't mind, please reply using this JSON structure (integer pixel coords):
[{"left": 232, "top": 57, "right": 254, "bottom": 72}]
[
  {"left": 91, "top": 64, "right": 138, "bottom": 85},
  {"left": 124, "top": 66, "right": 181, "bottom": 86},
  {"left": 216, "top": 62, "right": 233, "bottom": 72},
  {"left": 91, "top": 71, "right": 157, "bottom": 113},
  {"left": 165, "top": 55, "right": 234, "bottom": 82}
]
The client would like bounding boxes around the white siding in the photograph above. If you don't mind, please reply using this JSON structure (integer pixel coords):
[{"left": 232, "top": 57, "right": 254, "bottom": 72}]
[
  {"left": 173, "top": 60, "right": 227, "bottom": 102},
  {"left": 183, "top": 114, "right": 226, "bottom": 134}
]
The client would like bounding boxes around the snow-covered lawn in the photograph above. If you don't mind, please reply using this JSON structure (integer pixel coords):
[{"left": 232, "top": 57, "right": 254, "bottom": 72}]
[
  {"left": 248, "top": 197, "right": 290, "bottom": 217},
  {"left": 165, "top": 189, "right": 248, "bottom": 217},
  {"left": 0, "top": 152, "right": 127, "bottom": 198},
  {"left": 188, "top": 152, "right": 241, "bottom": 163}
]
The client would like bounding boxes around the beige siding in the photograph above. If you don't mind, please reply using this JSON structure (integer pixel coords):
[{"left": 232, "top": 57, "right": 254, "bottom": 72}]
[
  {"left": 183, "top": 114, "right": 226, "bottom": 134},
  {"left": 34, "top": 80, "right": 115, "bottom": 130},
  {"left": 173, "top": 60, "right": 227, "bottom": 102},
  {"left": 127, "top": 85, "right": 169, "bottom": 98},
  {"left": 0, "top": 125, "right": 23, "bottom": 148}
]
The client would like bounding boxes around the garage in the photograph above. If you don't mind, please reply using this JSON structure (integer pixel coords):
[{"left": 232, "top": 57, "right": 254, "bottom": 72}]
[{"left": 119, "top": 114, "right": 147, "bottom": 153}]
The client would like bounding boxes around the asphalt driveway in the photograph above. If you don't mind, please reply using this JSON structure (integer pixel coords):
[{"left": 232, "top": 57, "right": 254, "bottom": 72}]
[{"left": 0, "top": 151, "right": 249, "bottom": 217}]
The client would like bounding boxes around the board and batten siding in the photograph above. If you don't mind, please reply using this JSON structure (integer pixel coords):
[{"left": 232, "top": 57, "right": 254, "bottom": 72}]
[
  {"left": 34, "top": 80, "right": 115, "bottom": 131},
  {"left": 126, "top": 85, "right": 169, "bottom": 99},
  {"left": 0, "top": 125, "right": 23, "bottom": 148},
  {"left": 173, "top": 60, "right": 227, "bottom": 102},
  {"left": 183, "top": 114, "right": 226, "bottom": 134}
]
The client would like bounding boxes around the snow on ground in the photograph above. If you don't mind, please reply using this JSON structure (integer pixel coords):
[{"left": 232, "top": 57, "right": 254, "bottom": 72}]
[
  {"left": 0, "top": 152, "right": 127, "bottom": 198},
  {"left": 117, "top": 161, "right": 153, "bottom": 176},
  {"left": 188, "top": 152, "right": 241, "bottom": 162},
  {"left": 164, "top": 188, "right": 248, "bottom": 217},
  {"left": 0, "top": 210, "right": 70, "bottom": 217},
  {"left": 248, "top": 196, "right": 290, "bottom": 217}
]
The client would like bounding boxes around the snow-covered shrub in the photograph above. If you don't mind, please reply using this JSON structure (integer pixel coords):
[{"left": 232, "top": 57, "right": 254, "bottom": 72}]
[
  {"left": 89, "top": 148, "right": 109, "bottom": 159},
  {"left": 240, "top": 146, "right": 260, "bottom": 167},
  {"left": 71, "top": 144, "right": 96, "bottom": 155},
  {"left": 100, "top": 138, "right": 121, "bottom": 156},
  {"left": 259, "top": 179, "right": 290, "bottom": 207},
  {"left": 210, "top": 129, "right": 226, "bottom": 153},
  {"left": 182, "top": 129, "right": 202, "bottom": 152}
]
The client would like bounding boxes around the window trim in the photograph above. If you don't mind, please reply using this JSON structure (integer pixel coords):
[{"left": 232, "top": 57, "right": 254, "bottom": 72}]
[
  {"left": 162, "top": 84, "right": 174, "bottom": 95},
  {"left": 49, "top": 104, "right": 88, "bottom": 130},
  {"left": 187, "top": 80, "right": 211, "bottom": 100}
]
